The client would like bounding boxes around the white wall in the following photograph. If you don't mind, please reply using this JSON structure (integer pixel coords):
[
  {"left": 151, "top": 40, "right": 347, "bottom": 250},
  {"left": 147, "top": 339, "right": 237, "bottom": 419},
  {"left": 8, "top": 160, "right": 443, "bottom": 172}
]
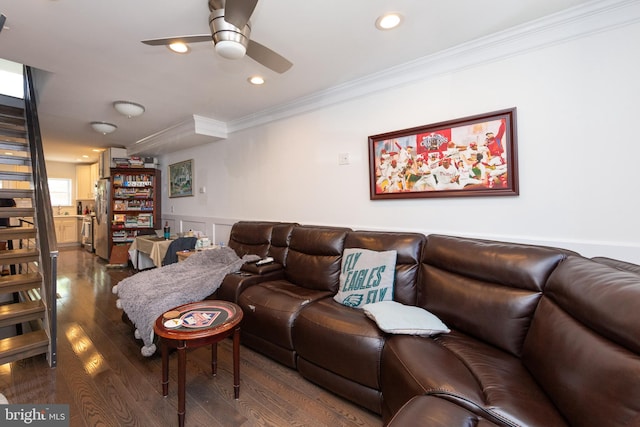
[{"left": 160, "top": 16, "right": 640, "bottom": 264}]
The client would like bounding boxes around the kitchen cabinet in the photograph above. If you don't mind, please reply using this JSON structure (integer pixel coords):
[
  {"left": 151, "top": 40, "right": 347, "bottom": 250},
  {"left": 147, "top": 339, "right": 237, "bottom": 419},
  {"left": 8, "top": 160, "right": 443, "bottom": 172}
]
[
  {"left": 54, "top": 217, "right": 78, "bottom": 244},
  {"left": 76, "top": 163, "right": 99, "bottom": 200},
  {"left": 76, "top": 165, "right": 93, "bottom": 199},
  {"left": 90, "top": 162, "right": 99, "bottom": 196}
]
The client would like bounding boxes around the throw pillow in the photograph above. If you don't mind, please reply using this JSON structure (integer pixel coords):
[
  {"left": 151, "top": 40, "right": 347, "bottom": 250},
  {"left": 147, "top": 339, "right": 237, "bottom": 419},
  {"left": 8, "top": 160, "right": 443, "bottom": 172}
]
[
  {"left": 362, "top": 301, "right": 450, "bottom": 336},
  {"left": 333, "top": 248, "right": 397, "bottom": 308}
]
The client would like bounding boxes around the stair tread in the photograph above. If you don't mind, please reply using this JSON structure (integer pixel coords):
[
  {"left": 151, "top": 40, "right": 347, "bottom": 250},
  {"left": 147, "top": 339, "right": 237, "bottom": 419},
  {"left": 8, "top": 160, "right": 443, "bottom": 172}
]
[
  {"left": 0, "top": 272, "right": 41, "bottom": 288},
  {"left": 0, "top": 226, "right": 37, "bottom": 239},
  {"left": 0, "top": 271, "right": 41, "bottom": 282},
  {"left": 0, "top": 329, "right": 48, "bottom": 359},
  {"left": 0, "top": 105, "right": 25, "bottom": 117},
  {"left": 0, "top": 248, "right": 40, "bottom": 262},
  {"left": 0, "top": 208, "right": 35, "bottom": 217},
  {"left": 0, "top": 299, "right": 44, "bottom": 318},
  {"left": 0, "top": 189, "right": 34, "bottom": 199},
  {"left": 0, "top": 138, "right": 28, "bottom": 146}
]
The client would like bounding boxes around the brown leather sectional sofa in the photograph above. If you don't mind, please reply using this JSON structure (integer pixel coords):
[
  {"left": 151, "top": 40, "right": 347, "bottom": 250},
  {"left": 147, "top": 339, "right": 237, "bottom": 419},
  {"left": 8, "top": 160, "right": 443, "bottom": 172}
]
[{"left": 216, "top": 221, "right": 640, "bottom": 427}]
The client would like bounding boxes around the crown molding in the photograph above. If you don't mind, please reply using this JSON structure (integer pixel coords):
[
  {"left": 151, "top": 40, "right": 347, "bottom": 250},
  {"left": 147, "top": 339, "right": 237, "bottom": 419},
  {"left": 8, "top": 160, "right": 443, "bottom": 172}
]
[
  {"left": 135, "top": 0, "right": 640, "bottom": 150},
  {"left": 227, "top": 0, "right": 640, "bottom": 133}
]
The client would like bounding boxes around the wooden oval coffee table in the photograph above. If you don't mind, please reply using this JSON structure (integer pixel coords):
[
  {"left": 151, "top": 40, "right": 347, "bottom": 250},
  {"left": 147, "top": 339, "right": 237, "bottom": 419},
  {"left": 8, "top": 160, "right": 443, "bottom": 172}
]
[{"left": 154, "top": 300, "right": 243, "bottom": 427}]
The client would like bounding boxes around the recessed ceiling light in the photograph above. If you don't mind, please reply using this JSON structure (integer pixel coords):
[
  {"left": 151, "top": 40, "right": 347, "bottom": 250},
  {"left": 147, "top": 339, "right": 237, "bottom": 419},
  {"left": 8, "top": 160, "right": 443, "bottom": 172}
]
[
  {"left": 376, "top": 13, "right": 403, "bottom": 30},
  {"left": 82, "top": 155, "right": 89, "bottom": 158},
  {"left": 248, "top": 76, "right": 265, "bottom": 85},
  {"left": 168, "top": 42, "right": 189, "bottom": 54}
]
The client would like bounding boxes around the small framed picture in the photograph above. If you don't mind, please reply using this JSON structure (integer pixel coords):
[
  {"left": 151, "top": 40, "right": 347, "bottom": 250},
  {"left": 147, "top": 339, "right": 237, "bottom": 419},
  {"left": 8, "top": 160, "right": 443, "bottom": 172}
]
[
  {"left": 368, "top": 108, "right": 518, "bottom": 200},
  {"left": 168, "top": 159, "right": 194, "bottom": 198}
]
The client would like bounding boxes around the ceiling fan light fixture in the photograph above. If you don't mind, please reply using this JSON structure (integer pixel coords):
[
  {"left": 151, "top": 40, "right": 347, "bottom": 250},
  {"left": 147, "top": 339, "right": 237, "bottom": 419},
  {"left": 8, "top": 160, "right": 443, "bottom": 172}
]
[
  {"left": 376, "top": 13, "right": 403, "bottom": 30},
  {"left": 168, "top": 42, "right": 190, "bottom": 54},
  {"left": 210, "top": 9, "right": 250, "bottom": 60},
  {"left": 113, "top": 101, "right": 145, "bottom": 118},
  {"left": 215, "top": 40, "right": 247, "bottom": 59},
  {"left": 91, "top": 122, "right": 117, "bottom": 135}
]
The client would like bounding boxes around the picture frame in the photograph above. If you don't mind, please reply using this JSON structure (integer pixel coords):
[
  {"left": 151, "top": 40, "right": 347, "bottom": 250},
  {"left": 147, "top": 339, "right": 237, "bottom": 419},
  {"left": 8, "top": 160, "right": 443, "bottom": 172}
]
[
  {"left": 168, "top": 159, "right": 194, "bottom": 198},
  {"left": 369, "top": 108, "right": 518, "bottom": 200}
]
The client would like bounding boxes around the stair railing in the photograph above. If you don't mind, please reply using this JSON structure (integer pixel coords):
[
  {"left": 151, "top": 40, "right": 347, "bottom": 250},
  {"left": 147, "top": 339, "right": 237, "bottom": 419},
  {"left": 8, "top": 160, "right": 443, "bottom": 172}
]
[{"left": 23, "top": 65, "right": 58, "bottom": 368}]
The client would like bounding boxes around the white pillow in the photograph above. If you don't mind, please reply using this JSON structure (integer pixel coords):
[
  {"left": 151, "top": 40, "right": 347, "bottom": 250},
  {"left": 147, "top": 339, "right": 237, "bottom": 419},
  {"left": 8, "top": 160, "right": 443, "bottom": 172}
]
[
  {"left": 362, "top": 301, "right": 450, "bottom": 336},
  {"left": 333, "top": 248, "right": 397, "bottom": 308}
]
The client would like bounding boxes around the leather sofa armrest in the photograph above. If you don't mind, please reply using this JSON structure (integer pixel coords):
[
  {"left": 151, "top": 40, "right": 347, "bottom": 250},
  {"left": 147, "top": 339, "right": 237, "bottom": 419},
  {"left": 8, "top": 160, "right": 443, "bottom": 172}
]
[
  {"left": 241, "top": 261, "right": 282, "bottom": 275},
  {"left": 216, "top": 268, "right": 284, "bottom": 303}
]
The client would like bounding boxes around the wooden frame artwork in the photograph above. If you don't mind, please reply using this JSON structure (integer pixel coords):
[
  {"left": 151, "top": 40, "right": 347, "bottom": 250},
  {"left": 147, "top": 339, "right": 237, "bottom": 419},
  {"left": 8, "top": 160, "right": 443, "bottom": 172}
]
[
  {"left": 369, "top": 108, "right": 518, "bottom": 200},
  {"left": 168, "top": 159, "right": 194, "bottom": 198}
]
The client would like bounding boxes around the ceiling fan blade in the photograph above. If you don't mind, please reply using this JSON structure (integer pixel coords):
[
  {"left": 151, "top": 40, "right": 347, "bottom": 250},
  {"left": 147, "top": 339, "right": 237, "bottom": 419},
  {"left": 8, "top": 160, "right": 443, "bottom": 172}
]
[
  {"left": 141, "top": 35, "right": 212, "bottom": 46},
  {"left": 224, "top": 0, "right": 259, "bottom": 29},
  {"left": 0, "top": 14, "right": 6, "bottom": 33},
  {"left": 246, "top": 40, "right": 292, "bottom": 74}
]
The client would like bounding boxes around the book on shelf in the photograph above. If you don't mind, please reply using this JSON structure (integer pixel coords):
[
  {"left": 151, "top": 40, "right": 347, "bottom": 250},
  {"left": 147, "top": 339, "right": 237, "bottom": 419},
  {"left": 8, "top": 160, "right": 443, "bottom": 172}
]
[{"left": 137, "top": 213, "right": 152, "bottom": 228}]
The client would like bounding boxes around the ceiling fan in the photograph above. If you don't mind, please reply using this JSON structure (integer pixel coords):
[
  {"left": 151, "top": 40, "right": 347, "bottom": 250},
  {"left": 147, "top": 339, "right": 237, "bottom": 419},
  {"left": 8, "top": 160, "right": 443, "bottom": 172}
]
[{"left": 141, "top": 0, "right": 293, "bottom": 74}]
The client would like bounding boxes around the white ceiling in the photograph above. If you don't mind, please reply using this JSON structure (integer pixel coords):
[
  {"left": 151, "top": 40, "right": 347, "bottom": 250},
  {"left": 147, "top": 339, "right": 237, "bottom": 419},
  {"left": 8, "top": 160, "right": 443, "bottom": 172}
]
[{"left": 0, "top": 0, "right": 592, "bottom": 163}]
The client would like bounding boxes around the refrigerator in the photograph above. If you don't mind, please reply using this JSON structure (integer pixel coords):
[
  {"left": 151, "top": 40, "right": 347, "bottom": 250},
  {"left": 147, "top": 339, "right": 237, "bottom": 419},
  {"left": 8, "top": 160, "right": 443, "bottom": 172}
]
[{"left": 94, "top": 178, "right": 111, "bottom": 260}]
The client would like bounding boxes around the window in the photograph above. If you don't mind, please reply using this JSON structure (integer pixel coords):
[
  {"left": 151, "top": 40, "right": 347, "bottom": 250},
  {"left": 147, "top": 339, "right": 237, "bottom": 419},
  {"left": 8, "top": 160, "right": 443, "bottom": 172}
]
[
  {"left": 48, "top": 178, "right": 72, "bottom": 206},
  {"left": 0, "top": 59, "right": 24, "bottom": 99}
]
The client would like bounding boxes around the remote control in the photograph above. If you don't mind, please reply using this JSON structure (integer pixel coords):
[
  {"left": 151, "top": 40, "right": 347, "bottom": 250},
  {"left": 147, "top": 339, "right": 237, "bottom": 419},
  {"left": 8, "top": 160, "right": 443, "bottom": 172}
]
[{"left": 256, "top": 257, "right": 274, "bottom": 266}]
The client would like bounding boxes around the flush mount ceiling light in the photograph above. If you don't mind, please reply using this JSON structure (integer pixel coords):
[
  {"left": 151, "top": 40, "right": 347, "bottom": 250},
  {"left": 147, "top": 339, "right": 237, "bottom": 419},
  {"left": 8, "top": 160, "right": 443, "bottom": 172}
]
[
  {"left": 375, "top": 13, "right": 403, "bottom": 30},
  {"left": 113, "top": 101, "right": 145, "bottom": 118},
  {"left": 90, "top": 122, "right": 117, "bottom": 135}
]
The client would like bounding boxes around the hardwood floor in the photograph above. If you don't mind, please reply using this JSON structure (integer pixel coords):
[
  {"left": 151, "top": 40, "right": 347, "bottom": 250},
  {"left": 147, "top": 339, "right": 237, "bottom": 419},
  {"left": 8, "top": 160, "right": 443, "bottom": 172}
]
[{"left": 0, "top": 247, "right": 382, "bottom": 427}]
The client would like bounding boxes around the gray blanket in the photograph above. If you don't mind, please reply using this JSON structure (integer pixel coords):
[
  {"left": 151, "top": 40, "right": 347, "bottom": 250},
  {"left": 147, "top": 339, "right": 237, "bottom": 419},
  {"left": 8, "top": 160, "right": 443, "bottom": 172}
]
[{"left": 113, "top": 246, "right": 258, "bottom": 356}]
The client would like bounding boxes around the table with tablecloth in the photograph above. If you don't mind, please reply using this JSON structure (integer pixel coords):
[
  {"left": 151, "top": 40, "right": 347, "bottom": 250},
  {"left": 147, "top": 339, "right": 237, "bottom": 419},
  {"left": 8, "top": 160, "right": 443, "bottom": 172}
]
[{"left": 128, "top": 235, "right": 174, "bottom": 269}]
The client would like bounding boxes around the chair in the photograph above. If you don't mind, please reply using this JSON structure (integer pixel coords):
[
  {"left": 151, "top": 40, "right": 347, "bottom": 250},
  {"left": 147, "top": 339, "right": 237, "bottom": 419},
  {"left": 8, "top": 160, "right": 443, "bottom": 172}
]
[{"left": 162, "top": 237, "right": 197, "bottom": 266}]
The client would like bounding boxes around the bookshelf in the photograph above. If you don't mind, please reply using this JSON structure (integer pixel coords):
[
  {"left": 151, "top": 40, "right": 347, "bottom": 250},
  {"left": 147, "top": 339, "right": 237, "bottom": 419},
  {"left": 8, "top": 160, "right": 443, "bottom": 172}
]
[{"left": 109, "top": 168, "right": 161, "bottom": 250}]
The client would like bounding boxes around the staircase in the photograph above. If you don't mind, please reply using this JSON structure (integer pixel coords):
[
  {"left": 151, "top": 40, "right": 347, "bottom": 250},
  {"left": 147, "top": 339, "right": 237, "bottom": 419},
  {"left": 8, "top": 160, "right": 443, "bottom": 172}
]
[{"left": 0, "top": 67, "right": 58, "bottom": 367}]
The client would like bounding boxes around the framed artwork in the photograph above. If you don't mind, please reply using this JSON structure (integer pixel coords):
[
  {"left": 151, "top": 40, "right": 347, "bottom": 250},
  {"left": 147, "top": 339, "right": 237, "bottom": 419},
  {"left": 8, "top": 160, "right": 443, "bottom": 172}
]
[
  {"left": 368, "top": 108, "right": 518, "bottom": 200},
  {"left": 168, "top": 159, "right": 194, "bottom": 198}
]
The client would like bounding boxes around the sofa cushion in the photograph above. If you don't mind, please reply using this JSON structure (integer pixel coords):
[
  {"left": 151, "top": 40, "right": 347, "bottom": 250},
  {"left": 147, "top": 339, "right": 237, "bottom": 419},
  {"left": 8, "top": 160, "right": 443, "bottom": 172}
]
[
  {"left": 419, "top": 234, "right": 571, "bottom": 357},
  {"left": 293, "top": 298, "right": 385, "bottom": 390},
  {"left": 591, "top": 255, "right": 640, "bottom": 275},
  {"left": 284, "top": 225, "right": 350, "bottom": 292},
  {"left": 227, "top": 221, "right": 275, "bottom": 258},
  {"left": 268, "top": 222, "right": 297, "bottom": 266},
  {"left": 522, "top": 256, "right": 640, "bottom": 427},
  {"left": 238, "top": 280, "right": 332, "bottom": 368},
  {"left": 333, "top": 248, "right": 396, "bottom": 308},
  {"left": 362, "top": 301, "right": 449, "bottom": 336},
  {"left": 381, "top": 333, "right": 567, "bottom": 426},
  {"left": 387, "top": 395, "right": 504, "bottom": 427}
]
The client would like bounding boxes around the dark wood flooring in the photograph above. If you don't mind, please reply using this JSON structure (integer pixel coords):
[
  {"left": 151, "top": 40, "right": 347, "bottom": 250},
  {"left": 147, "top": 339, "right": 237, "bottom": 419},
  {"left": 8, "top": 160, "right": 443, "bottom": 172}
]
[{"left": 0, "top": 247, "right": 382, "bottom": 427}]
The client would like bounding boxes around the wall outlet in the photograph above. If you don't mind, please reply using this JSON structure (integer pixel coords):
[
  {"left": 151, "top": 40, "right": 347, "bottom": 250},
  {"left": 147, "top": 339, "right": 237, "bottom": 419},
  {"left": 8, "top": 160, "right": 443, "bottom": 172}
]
[{"left": 338, "top": 153, "right": 350, "bottom": 165}]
